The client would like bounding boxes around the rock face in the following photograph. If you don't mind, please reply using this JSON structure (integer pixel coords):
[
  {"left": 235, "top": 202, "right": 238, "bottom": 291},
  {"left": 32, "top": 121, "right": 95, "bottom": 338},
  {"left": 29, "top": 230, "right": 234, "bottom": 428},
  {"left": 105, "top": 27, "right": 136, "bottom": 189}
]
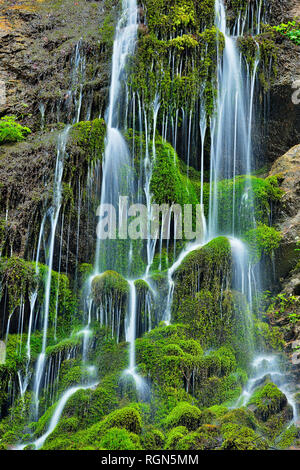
[
  {"left": 0, "top": 0, "right": 115, "bottom": 269},
  {"left": 269, "top": 144, "right": 300, "bottom": 279},
  {"left": 268, "top": 144, "right": 300, "bottom": 388},
  {"left": 0, "top": 0, "right": 115, "bottom": 129}
]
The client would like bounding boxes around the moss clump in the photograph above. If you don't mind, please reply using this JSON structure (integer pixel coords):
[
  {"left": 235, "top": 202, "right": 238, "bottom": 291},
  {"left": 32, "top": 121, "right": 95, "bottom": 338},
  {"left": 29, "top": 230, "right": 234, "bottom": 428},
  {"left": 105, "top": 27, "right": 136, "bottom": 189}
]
[
  {"left": 69, "top": 118, "right": 106, "bottom": 165},
  {"left": 202, "top": 175, "right": 283, "bottom": 236},
  {"left": 254, "top": 319, "right": 285, "bottom": 351},
  {"left": 221, "top": 424, "right": 269, "bottom": 450},
  {"left": 136, "top": 324, "right": 209, "bottom": 396},
  {"left": 141, "top": 426, "right": 165, "bottom": 450},
  {"left": 176, "top": 424, "right": 220, "bottom": 450},
  {"left": 164, "top": 402, "right": 203, "bottom": 430},
  {"left": 99, "top": 427, "right": 142, "bottom": 450},
  {"left": 173, "top": 237, "right": 232, "bottom": 299},
  {"left": 172, "top": 238, "right": 251, "bottom": 351},
  {"left": 0, "top": 116, "right": 31, "bottom": 144},
  {"left": 150, "top": 136, "right": 199, "bottom": 208},
  {"left": 248, "top": 382, "right": 289, "bottom": 422},
  {"left": 42, "top": 406, "right": 142, "bottom": 450},
  {"left": 92, "top": 271, "right": 129, "bottom": 301},
  {"left": 275, "top": 424, "right": 298, "bottom": 450},
  {"left": 164, "top": 426, "right": 188, "bottom": 449},
  {"left": 237, "top": 27, "right": 278, "bottom": 91},
  {"left": 128, "top": 0, "right": 223, "bottom": 136},
  {"left": 219, "top": 408, "right": 257, "bottom": 430},
  {"left": 244, "top": 223, "right": 282, "bottom": 262},
  {"left": 0, "top": 257, "right": 37, "bottom": 314},
  {"left": 64, "top": 118, "right": 106, "bottom": 204}
]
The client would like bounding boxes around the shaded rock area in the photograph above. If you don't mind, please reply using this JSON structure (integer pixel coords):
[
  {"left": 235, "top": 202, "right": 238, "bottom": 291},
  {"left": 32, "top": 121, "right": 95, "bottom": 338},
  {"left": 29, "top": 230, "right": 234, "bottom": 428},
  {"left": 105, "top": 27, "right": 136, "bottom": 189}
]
[
  {"left": 270, "top": 144, "right": 300, "bottom": 279},
  {"left": 0, "top": 0, "right": 117, "bottom": 268},
  {"left": 267, "top": 144, "right": 300, "bottom": 388},
  {"left": 0, "top": 0, "right": 117, "bottom": 129}
]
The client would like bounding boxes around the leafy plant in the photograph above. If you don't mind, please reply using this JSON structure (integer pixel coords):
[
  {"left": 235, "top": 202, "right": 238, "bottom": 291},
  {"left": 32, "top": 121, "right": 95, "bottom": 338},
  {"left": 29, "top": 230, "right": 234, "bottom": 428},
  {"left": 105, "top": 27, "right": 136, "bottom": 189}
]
[
  {"left": 0, "top": 115, "right": 31, "bottom": 144},
  {"left": 273, "top": 21, "right": 300, "bottom": 45}
]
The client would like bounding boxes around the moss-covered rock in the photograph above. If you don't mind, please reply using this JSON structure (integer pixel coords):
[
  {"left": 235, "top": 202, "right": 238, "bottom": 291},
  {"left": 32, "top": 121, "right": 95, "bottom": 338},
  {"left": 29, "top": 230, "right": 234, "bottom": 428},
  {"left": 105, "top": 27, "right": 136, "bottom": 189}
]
[
  {"left": 202, "top": 175, "right": 283, "bottom": 236},
  {"left": 164, "top": 402, "right": 203, "bottom": 430},
  {"left": 91, "top": 271, "right": 129, "bottom": 341},
  {"left": 248, "top": 382, "right": 292, "bottom": 422},
  {"left": 221, "top": 423, "right": 269, "bottom": 450}
]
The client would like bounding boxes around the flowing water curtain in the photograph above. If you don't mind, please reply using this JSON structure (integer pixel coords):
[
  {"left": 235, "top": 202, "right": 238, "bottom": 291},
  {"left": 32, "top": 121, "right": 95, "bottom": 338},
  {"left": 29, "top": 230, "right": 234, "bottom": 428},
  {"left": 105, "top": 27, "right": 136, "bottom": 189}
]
[
  {"left": 94, "top": 0, "right": 139, "bottom": 278},
  {"left": 29, "top": 41, "right": 88, "bottom": 419}
]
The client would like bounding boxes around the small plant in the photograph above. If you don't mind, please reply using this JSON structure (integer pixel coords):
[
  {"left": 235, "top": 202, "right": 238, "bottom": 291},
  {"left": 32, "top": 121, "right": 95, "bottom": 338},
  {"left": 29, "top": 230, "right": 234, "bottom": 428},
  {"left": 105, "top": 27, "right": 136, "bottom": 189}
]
[
  {"left": 0, "top": 115, "right": 31, "bottom": 144},
  {"left": 273, "top": 21, "right": 300, "bottom": 46},
  {"left": 265, "top": 291, "right": 300, "bottom": 323}
]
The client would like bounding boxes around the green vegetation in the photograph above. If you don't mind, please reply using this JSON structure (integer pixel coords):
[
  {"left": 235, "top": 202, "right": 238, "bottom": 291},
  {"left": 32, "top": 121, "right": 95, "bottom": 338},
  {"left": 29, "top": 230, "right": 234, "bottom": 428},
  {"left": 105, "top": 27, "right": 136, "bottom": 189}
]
[
  {"left": 273, "top": 21, "right": 300, "bottom": 45},
  {"left": 0, "top": 116, "right": 31, "bottom": 144},
  {"left": 0, "top": 0, "right": 297, "bottom": 454},
  {"left": 201, "top": 175, "right": 283, "bottom": 235},
  {"left": 244, "top": 223, "right": 282, "bottom": 262}
]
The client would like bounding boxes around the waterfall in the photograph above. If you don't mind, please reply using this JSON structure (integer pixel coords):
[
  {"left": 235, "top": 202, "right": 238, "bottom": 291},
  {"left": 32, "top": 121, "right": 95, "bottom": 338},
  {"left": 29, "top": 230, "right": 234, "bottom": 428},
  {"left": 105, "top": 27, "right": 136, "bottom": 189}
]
[
  {"left": 209, "top": 0, "right": 259, "bottom": 238},
  {"left": 236, "top": 355, "right": 298, "bottom": 423},
  {"left": 125, "top": 281, "right": 137, "bottom": 375},
  {"left": 32, "top": 41, "right": 86, "bottom": 419},
  {"left": 16, "top": 382, "right": 98, "bottom": 450},
  {"left": 94, "top": 0, "right": 138, "bottom": 275}
]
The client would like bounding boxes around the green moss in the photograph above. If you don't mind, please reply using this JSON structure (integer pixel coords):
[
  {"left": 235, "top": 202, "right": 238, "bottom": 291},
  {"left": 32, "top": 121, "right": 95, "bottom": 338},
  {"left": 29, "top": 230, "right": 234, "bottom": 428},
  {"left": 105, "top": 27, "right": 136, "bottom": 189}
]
[
  {"left": 276, "top": 424, "right": 298, "bottom": 450},
  {"left": 164, "top": 426, "right": 188, "bottom": 449},
  {"left": 129, "top": 1, "right": 223, "bottom": 116},
  {"left": 0, "top": 116, "right": 31, "bottom": 144},
  {"left": 176, "top": 424, "right": 220, "bottom": 450},
  {"left": 221, "top": 424, "right": 269, "bottom": 450},
  {"left": 99, "top": 427, "right": 142, "bottom": 450},
  {"left": 202, "top": 175, "right": 283, "bottom": 235},
  {"left": 171, "top": 238, "right": 254, "bottom": 355},
  {"left": 237, "top": 28, "right": 278, "bottom": 91},
  {"left": 244, "top": 223, "right": 282, "bottom": 262},
  {"left": 248, "top": 382, "right": 289, "bottom": 422},
  {"left": 164, "top": 402, "right": 203, "bottom": 430},
  {"left": 219, "top": 408, "right": 257, "bottom": 429},
  {"left": 141, "top": 426, "right": 165, "bottom": 450},
  {"left": 254, "top": 319, "right": 285, "bottom": 351},
  {"left": 150, "top": 135, "right": 199, "bottom": 208},
  {"left": 92, "top": 271, "right": 129, "bottom": 301},
  {"left": 69, "top": 118, "right": 106, "bottom": 165},
  {"left": 0, "top": 257, "right": 37, "bottom": 314},
  {"left": 42, "top": 406, "right": 142, "bottom": 450}
]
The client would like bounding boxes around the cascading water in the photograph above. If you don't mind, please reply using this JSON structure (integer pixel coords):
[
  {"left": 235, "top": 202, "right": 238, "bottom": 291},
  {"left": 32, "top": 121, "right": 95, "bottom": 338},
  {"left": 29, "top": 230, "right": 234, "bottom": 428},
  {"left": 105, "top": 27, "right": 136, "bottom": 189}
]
[
  {"left": 4, "top": 0, "right": 298, "bottom": 451},
  {"left": 236, "top": 355, "right": 298, "bottom": 424},
  {"left": 209, "top": 0, "right": 259, "bottom": 238},
  {"left": 16, "top": 381, "right": 98, "bottom": 451},
  {"left": 89, "top": 0, "right": 146, "bottom": 387},
  {"left": 32, "top": 41, "right": 86, "bottom": 419},
  {"left": 94, "top": 0, "right": 138, "bottom": 274}
]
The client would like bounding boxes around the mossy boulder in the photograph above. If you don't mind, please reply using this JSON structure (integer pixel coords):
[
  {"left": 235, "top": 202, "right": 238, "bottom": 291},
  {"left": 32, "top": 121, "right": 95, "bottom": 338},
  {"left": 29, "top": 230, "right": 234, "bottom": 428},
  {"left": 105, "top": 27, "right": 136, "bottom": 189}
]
[
  {"left": 92, "top": 271, "right": 129, "bottom": 301},
  {"left": 176, "top": 424, "right": 221, "bottom": 450},
  {"left": 219, "top": 408, "right": 257, "bottom": 430},
  {"left": 99, "top": 427, "right": 142, "bottom": 450},
  {"left": 164, "top": 402, "right": 203, "bottom": 431},
  {"left": 248, "top": 382, "right": 292, "bottom": 422},
  {"left": 141, "top": 426, "right": 165, "bottom": 450},
  {"left": 164, "top": 426, "right": 188, "bottom": 450},
  {"left": 42, "top": 406, "right": 142, "bottom": 450},
  {"left": 173, "top": 237, "right": 232, "bottom": 298},
  {"left": 221, "top": 423, "right": 269, "bottom": 450}
]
